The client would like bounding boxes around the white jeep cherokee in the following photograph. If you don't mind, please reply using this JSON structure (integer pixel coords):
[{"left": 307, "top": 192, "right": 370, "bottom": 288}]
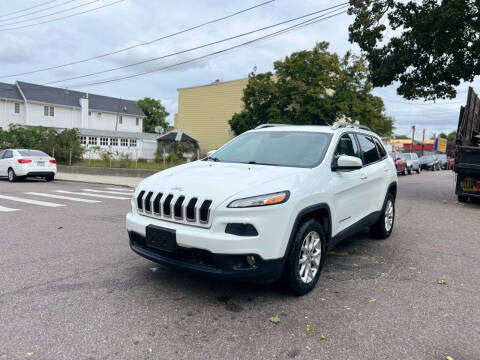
[{"left": 126, "top": 123, "right": 397, "bottom": 295}]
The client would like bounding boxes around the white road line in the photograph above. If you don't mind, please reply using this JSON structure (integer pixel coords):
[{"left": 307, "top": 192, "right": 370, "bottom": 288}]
[
  {"left": 104, "top": 187, "right": 133, "bottom": 192},
  {"left": 0, "top": 205, "right": 19, "bottom": 212},
  {"left": 54, "top": 190, "right": 130, "bottom": 200},
  {"left": 82, "top": 189, "right": 133, "bottom": 195},
  {"left": 25, "top": 192, "right": 101, "bottom": 203},
  {"left": 0, "top": 195, "right": 64, "bottom": 207}
]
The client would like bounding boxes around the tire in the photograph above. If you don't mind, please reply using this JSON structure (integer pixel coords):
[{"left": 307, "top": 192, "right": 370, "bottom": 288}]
[
  {"left": 416, "top": 167, "right": 421, "bottom": 174},
  {"left": 402, "top": 168, "right": 406, "bottom": 175},
  {"left": 458, "top": 195, "right": 469, "bottom": 203},
  {"left": 282, "top": 219, "right": 326, "bottom": 296},
  {"left": 407, "top": 166, "right": 412, "bottom": 175},
  {"left": 45, "top": 175, "right": 55, "bottom": 182},
  {"left": 370, "top": 193, "right": 395, "bottom": 239},
  {"left": 7, "top": 168, "right": 17, "bottom": 182}
]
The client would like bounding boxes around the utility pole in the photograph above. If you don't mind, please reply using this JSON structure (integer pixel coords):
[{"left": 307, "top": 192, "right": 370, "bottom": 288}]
[
  {"left": 421, "top": 129, "right": 426, "bottom": 156},
  {"left": 411, "top": 125, "right": 416, "bottom": 153}
]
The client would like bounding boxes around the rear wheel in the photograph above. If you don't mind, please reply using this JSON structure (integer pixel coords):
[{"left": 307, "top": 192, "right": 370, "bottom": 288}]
[
  {"left": 416, "top": 167, "right": 421, "bottom": 174},
  {"left": 402, "top": 168, "right": 406, "bottom": 175},
  {"left": 45, "top": 174, "right": 55, "bottom": 182},
  {"left": 407, "top": 166, "right": 412, "bottom": 175},
  {"left": 370, "top": 193, "right": 395, "bottom": 239},
  {"left": 458, "top": 195, "right": 469, "bottom": 203},
  {"left": 282, "top": 219, "right": 326, "bottom": 296},
  {"left": 7, "top": 168, "right": 17, "bottom": 182}
]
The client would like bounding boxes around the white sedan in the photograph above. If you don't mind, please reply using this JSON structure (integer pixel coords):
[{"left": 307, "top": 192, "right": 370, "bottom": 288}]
[{"left": 0, "top": 149, "right": 57, "bottom": 182}]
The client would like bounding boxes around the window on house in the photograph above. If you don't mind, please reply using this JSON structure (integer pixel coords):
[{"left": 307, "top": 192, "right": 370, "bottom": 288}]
[
  {"left": 100, "top": 137, "right": 109, "bottom": 146},
  {"left": 121, "top": 138, "right": 128, "bottom": 147},
  {"left": 44, "top": 106, "right": 49, "bottom": 116},
  {"left": 98, "top": 112, "right": 102, "bottom": 117},
  {"left": 89, "top": 137, "right": 97, "bottom": 145},
  {"left": 110, "top": 138, "right": 118, "bottom": 146},
  {"left": 88, "top": 111, "right": 91, "bottom": 116},
  {"left": 130, "top": 139, "right": 137, "bottom": 147},
  {"left": 80, "top": 136, "right": 87, "bottom": 145},
  {"left": 14, "top": 103, "right": 20, "bottom": 114},
  {"left": 49, "top": 106, "right": 54, "bottom": 116},
  {"left": 136, "top": 118, "right": 139, "bottom": 126},
  {"left": 119, "top": 115, "right": 123, "bottom": 125}
]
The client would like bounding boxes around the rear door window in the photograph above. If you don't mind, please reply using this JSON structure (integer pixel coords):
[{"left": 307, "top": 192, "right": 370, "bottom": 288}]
[
  {"left": 373, "top": 137, "right": 387, "bottom": 159},
  {"left": 357, "top": 134, "right": 380, "bottom": 165},
  {"left": 3, "top": 150, "right": 13, "bottom": 159}
]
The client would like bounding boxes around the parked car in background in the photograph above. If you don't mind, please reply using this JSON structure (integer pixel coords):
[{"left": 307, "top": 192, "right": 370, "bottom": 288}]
[
  {"left": 448, "top": 157, "right": 455, "bottom": 169},
  {"left": 389, "top": 151, "right": 407, "bottom": 175},
  {"left": 419, "top": 155, "right": 440, "bottom": 171},
  {"left": 436, "top": 154, "right": 450, "bottom": 169},
  {"left": 0, "top": 149, "right": 56, "bottom": 182},
  {"left": 402, "top": 152, "right": 421, "bottom": 174}
]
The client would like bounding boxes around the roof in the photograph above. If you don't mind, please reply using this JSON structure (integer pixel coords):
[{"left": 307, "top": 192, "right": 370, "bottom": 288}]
[
  {"left": 16, "top": 82, "right": 145, "bottom": 117},
  {"left": 0, "top": 82, "right": 22, "bottom": 100},
  {"left": 157, "top": 129, "right": 198, "bottom": 143},
  {"left": 177, "top": 77, "right": 247, "bottom": 91},
  {"left": 77, "top": 128, "right": 159, "bottom": 140}
]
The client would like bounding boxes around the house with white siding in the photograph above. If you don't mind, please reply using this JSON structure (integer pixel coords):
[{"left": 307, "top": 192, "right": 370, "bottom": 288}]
[{"left": 0, "top": 81, "right": 159, "bottom": 159}]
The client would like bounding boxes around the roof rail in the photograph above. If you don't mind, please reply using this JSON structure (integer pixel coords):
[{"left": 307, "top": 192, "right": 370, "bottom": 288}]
[
  {"left": 331, "top": 120, "right": 372, "bottom": 132},
  {"left": 358, "top": 125, "right": 372, "bottom": 131},
  {"left": 331, "top": 122, "right": 349, "bottom": 130},
  {"left": 255, "top": 123, "right": 288, "bottom": 129}
]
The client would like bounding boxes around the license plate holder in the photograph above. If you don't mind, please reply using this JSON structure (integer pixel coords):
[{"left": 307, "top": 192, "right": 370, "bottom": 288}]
[
  {"left": 37, "top": 161, "right": 45, "bottom": 166},
  {"left": 145, "top": 225, "right": 177, "bottom": 253}
]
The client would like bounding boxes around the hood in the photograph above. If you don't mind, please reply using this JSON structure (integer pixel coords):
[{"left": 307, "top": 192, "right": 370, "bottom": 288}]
[{"left": 138, "top": 161, "right": 308, "bottom": 206}]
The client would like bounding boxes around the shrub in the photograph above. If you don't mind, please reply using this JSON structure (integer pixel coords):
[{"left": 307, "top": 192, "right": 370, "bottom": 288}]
[
  {"left": 137, "top": 157, "right": 148, "bottom": 163},
  {"left": 118, "top": 153, "right": 132, "bottom": 168}
]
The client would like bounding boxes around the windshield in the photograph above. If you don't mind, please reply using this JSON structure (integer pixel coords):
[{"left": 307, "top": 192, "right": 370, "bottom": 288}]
[
  {"left": 209, "top": 131, "right": 332, "bottom": 168},
  {"left": 403, "top": 153, "right": 412, "bottom": 159},
  {"left": 437, "top": 154, "right": 447, "bottom": 159},
  {"left": 421, "top": 156, "right": 433, "bottom": 161},
  {"left": 18, "top": 150, "right": 49, "bottom": 157}
]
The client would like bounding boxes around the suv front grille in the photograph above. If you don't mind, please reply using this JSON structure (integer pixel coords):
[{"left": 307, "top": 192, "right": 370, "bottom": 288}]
[{"left": 136, "top": 190, "right": 214, "bottom": 227}]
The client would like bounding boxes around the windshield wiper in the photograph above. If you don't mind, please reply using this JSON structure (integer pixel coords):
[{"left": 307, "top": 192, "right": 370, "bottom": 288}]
[
  {"left": 204, "top": 156, "right": 221, "bottom": 162},
  {"left": 247, "top": 161, "right": 275, "bottom": 166}
]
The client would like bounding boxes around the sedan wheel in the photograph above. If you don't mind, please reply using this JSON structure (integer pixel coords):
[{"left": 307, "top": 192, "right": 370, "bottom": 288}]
[{"left": 8, "top": 168, "right": 17, "bottom": 182}]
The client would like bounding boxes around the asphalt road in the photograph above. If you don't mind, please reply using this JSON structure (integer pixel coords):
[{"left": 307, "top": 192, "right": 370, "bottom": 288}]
[{"left": 0, "top": 171, "right": 479, "bottom": 360}]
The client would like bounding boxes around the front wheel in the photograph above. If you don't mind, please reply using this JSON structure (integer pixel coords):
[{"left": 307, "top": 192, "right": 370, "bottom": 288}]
[
  {"left": 402, "top": 168, "right": 406, "bottom": 175},
  {"left": 407, "top": 166, "right": 412, "bottom": 175},
  {"left": 45, "top": 175, "right": 55, "bottom": 182},
  {"left": 416, "top": 167, "right": 421, "bottom": 174},
  {"left": 370, "top": 193, "right": 395, "bottom": 239},
  {"left": 282, "top": 219, "right": 326, "bottom": 296}
]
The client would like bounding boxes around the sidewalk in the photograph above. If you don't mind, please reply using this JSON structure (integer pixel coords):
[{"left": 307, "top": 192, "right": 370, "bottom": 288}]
[{"left": 56, "top": 172, "right": 143, "bottom": 187}]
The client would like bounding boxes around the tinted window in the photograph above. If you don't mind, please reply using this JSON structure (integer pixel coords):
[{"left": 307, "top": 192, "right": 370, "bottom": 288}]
[
  {"left": 0, "top": 150, "right": 4, "bottom": 159},
  {"left": 4, "top": 150, "right": 13, "bottom": 159},
  {"left": 211, "top": 131, "right": 332, "bottom": 168},
  {"left": 357, "top": 134, "right": 380, "bottom": 165},
  {"left": 373, "top": 138, "right": 387, "bottom": 158},
  {"left": 334, "top": 133, "right": 360, "bottom": 159},
  {"left": 18, "top": 150, "right": 49, "bottom": 157}
]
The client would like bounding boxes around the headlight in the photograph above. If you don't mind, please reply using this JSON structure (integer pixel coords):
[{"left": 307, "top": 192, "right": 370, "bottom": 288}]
[{"left": 227, "top": 191, "right": 290, "bottom": 208}]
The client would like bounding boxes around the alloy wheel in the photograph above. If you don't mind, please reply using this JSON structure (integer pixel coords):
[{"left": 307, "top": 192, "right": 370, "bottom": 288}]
[
  {"left": 384, "top": 200, "right": 394, "bottom": 232},
  {"left": 298, "top": 231, "right": 322, "bottom": 284}
]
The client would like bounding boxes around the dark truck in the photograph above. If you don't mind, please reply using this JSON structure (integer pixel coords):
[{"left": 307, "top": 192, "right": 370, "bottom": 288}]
[{"left": 454, "top": 87, "right": 480, "bottom": 202}]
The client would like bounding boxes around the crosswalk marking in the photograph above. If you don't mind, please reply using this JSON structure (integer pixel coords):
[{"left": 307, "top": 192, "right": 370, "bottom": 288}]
[
  {"left": 104, "top": 187, "right": 133, "bottom": 192},
  {"left": 0, "top": 205, "right": 19, "bottom": 212},
  {"left": 0, "top": 195, "right": 64, "bottom": 207},
  {"left": 54, "top": 190, "right": 130, "bottom": 200},
  {"left": 25, "top": 192, "right": 101, "bottom": 203},
  {"left": 82, "top": 189, "right": 133, "bottom": 195}
]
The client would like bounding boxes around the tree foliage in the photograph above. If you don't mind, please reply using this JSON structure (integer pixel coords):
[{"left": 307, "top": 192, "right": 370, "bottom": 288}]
[
  {"left": 0, "top": 125, "right": 83, "bottom": 163},
  {"left": 229, "top": 42, "right": 394, "bottom": 136},
  {"left": 137, "top": 97, "right": 170, "bottom": 133},
  {"left": 348, "top": 0, "right": 480, "bottom": 100}
]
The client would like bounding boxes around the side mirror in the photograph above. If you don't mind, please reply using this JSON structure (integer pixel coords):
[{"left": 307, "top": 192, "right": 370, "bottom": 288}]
[
  {"left": 333, "top": 155, "right": 363, "bottom": 171},
  {"left": 206, "top": 150, "right": 217, "bottom": 157}
]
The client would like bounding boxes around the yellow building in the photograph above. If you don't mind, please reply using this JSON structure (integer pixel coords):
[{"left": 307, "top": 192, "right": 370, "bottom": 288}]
[{"left": 174, "top": 78, "right": 248, "bottom": 153}]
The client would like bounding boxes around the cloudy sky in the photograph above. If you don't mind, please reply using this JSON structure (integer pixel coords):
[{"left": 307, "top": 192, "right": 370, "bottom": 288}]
[{"left": 1, "top": 0, "right": 477, "bottom": 138}]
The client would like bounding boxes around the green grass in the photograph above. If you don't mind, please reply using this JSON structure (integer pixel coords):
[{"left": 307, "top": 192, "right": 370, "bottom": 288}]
[{"left": 71, "top": 159, "right": 187, "bottom": 170}]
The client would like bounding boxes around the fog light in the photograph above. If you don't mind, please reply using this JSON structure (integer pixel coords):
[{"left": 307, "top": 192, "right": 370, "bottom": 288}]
[{"left": 246, "top": 256, "right": 256, "bottom": 266}]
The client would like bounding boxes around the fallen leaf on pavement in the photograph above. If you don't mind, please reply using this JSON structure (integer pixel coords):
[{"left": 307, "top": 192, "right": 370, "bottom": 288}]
[
  {"left": 26, "top": 353, "right": 33, "bottom": 357},
  {"left": 305, "top": 345, "right": 311, "bottom": 350},
  {"left": 437, "top": 280, "right": 447, "bottom": 285},
  {"left": 445, "top": 356, "right": 454, "bottom": 360},
  {"left": 306, "top": 325, "right": 314, "bottom": 331},
  {"left": 321, "top": 335, "right": 326, "bottom": 340},
  {"left": 369, "top": 299, "right": 376, "bottom": 303},
  {"left": 269, "top": 316, "right": 280, "bottom": 324}
]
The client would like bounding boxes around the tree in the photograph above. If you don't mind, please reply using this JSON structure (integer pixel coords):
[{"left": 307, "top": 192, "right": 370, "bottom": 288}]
[
  {"left": 137, "top": 97, "right": 169, "bottom": 133},
  {"left": 439, "top": 132, "right": 448, "bottom": 139},
  {"left": 447, "top": 130, "right": 457, "bottom": 143},
  {"left": 229, "top": 42, "right": 394, "bottom": 136},
  {"left": 348, "top": 0, "right": 480, "bottom": 100}
]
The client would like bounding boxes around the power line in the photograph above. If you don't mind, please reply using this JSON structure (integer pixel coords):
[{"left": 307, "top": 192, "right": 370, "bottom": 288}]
[
  {"left": 0, "top": 0, "right": 279, "bottom": 78},
  {"left": 0, "top": 0, "right": 78, "bottom": 23},
  {"left": 45, "top": 3, "right": 349, "bottom": 85},
  {"left": 0, "top": 0, "right": 124, "bottom": 32},
  {"left": 0, "top": 0, "right": 101, "bottom": 27},
  {"left": 0, "top": 0, "right": 57, "bottom": 18},
  {"left": 64, "top": 9, "right": 348, "bottom": 88}
]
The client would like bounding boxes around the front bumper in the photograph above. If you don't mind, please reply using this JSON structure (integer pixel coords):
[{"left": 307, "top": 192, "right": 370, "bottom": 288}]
[{"left": 129, "top": 231, "right": 284, "bottom": 283}]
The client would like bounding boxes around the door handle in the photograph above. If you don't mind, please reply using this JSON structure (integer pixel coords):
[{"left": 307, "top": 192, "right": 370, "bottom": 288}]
[
  {"left": 360, "top": 172, "right": 368, "bottom": 180},
  {"left": 383, "top": 167, "right": 389, "bottom": 172}
]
